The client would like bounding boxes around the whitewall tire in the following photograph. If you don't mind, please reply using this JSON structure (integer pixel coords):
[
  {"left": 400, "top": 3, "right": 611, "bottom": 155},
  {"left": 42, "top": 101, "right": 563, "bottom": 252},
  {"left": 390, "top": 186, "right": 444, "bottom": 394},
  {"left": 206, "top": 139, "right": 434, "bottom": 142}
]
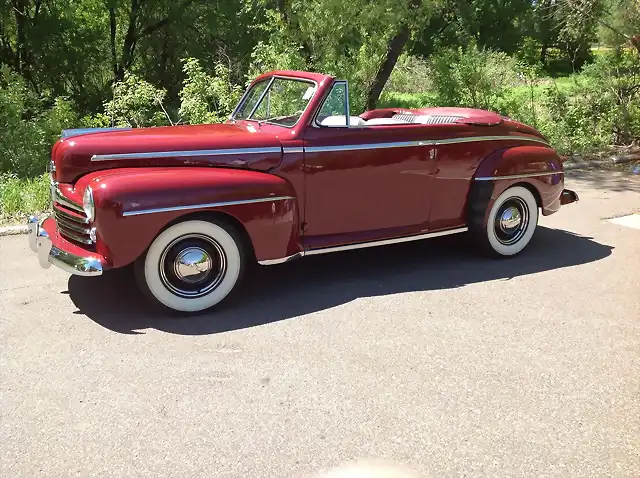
[
  {"left": 135, "top": 219, "right": 246, "bottom": 313},
  {"left": 474, "top": 185, "right": 539, "bottom": 257}
]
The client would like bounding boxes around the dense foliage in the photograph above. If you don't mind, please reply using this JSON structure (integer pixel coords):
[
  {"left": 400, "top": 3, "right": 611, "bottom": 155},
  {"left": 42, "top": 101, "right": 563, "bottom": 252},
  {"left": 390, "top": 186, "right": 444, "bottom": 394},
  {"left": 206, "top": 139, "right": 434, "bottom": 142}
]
[{"left": 1, "top": 0, "right": 639, "bottom": 220}]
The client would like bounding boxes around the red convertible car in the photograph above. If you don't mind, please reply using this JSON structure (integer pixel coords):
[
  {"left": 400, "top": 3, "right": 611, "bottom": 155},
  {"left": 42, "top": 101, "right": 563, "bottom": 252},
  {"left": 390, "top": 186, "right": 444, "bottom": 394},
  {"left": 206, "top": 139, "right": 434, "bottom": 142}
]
[{"left": 27, "top": 70, "right": 578, "bottom": 313}]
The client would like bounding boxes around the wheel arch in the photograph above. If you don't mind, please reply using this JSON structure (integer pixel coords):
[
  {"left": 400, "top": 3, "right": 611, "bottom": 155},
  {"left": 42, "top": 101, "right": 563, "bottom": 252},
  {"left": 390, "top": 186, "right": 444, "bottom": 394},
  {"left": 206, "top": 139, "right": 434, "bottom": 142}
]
[{"left": 157, "top": 210, "right": 256, "bottom": 262}]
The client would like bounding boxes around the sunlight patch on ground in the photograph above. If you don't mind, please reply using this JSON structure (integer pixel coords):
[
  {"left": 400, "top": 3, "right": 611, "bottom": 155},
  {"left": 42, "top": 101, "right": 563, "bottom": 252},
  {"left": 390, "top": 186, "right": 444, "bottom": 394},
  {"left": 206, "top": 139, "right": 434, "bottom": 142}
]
[{"left": 607, "top": 214, "right": 640, "bottom": 230}]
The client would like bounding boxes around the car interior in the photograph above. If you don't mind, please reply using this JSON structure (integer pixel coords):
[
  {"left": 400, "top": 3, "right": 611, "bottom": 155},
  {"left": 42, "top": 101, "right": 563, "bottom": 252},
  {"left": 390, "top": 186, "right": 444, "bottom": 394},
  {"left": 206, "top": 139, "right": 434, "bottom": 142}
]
[{"left": 318, "top": 113, "right": 464, "bottom": 127}]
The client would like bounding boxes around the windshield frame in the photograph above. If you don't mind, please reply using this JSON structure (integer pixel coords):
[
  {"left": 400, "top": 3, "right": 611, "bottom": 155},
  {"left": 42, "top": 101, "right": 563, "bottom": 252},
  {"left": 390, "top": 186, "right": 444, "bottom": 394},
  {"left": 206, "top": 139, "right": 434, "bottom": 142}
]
[{"left": 230, "top": 75, "right": 319, "bottom": 128}]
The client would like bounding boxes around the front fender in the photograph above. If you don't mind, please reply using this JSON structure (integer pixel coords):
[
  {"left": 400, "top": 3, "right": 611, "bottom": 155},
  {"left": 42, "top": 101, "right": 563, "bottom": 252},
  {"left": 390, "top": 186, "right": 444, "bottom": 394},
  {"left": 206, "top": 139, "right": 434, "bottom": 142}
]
[{"left": 77, "top": 167, "right": 300, "bottom": 268}]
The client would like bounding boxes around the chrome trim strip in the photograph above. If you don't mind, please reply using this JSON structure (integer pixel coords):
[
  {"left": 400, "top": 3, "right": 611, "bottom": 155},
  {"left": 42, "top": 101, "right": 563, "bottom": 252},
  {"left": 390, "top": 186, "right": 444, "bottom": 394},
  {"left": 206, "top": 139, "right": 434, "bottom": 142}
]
[
  {"left": 122, "top": 196, "right": 294, "bottom": 217},
  {"left": 59, "top": 227, "right": 94, "bottom": 244},
  {"left": 283, "top": 147, "right": 304, "bottom": 154},
  {"left": 474, "top": 171, "right": 564, "bottom": 181},
  {"left": 258, "top": 227, "right": 468, "bottom": 265},
  {"left": 306, "top": 140, "right": 428, "bottom": 153},
  {"left": 432, "top": 135, "right": 549, "bottom": 146},
  {"left": 258, "top": 252, "right": 304, "bottom": 266},
  {"left": 54, "top": 213, "right": 91, "bottom": 234},
  {"left": 52, "top": 185, "right": 85, "bottom": 213},
  {"left": 91, "top": 147, "right": 283, "bottom": 162},
  {"left": 53, "top": 205, "right": 90, "bottom": 224},
  {"left": 305, "top": 227, "right": 469, "bottom": 256},
  {"left": 304, "top": 135, "right": 549, "bottom": 153}
]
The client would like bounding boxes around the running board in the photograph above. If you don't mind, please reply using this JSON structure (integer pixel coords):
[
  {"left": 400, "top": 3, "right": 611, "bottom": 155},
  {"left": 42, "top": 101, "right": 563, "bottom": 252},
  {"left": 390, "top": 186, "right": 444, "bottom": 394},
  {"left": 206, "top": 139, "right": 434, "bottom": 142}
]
[{"left": 258, "top": 227, "right": 469, "bottom": 265}]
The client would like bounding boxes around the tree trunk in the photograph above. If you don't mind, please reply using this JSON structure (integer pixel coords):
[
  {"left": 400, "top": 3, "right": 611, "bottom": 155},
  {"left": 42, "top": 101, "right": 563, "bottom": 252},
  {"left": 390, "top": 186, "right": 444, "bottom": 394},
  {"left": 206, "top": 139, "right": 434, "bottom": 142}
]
[
  {"left": 109, "top": 5, "right": 118, "bottom": 79},
  {"left": 115, "top": 0, "right": 141, "bottom": 81},
  {"left": 366, "top": 25, "right": 411, "bottom": 111},
  {"left": 12, "top": 0, "right": 28, "bottom": 75},
  {"left": 632, "top": 35, "right": 640, "bottom": 56},
  {"left": 540, "top": 43, "right": 548, "bottom": 64}
]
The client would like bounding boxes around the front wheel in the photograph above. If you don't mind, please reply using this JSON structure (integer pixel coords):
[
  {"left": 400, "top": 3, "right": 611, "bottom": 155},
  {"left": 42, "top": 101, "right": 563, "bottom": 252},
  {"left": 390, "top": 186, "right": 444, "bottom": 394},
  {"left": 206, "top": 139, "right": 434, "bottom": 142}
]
[
  {"left": 470, "top": 185, "right": 539, "bottom": 257},
  {"left": 135, "top": 219, "right": 247, "bottom": 313}
]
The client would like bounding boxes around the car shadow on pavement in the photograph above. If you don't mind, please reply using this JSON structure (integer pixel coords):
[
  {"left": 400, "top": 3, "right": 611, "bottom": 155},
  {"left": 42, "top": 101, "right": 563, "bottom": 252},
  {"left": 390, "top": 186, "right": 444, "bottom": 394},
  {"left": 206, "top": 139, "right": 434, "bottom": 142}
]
[{"left": 67, "top": 227, "right": 613, "bottom": 335}]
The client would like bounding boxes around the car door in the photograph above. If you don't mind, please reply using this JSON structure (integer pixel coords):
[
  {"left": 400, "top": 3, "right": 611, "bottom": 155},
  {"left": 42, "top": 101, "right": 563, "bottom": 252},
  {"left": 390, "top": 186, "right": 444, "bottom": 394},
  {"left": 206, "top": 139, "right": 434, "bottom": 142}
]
[{"left": 302, "top": 81, "right": 435, "bottom": 249}]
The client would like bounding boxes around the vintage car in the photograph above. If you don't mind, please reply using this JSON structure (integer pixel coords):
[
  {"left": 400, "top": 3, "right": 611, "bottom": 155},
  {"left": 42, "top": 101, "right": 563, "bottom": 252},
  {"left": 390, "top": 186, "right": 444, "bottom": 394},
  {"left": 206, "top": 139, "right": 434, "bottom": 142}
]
[{"left": 27, "top": 70, "right": 578, "bottom": 313}]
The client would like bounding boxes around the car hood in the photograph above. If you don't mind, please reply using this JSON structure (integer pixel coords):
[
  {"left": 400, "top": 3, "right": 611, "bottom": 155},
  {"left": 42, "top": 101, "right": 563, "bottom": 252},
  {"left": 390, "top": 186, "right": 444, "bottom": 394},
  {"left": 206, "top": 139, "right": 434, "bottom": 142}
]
[{"left": 51, "top": 122, "right": 284, "bottom": 184}]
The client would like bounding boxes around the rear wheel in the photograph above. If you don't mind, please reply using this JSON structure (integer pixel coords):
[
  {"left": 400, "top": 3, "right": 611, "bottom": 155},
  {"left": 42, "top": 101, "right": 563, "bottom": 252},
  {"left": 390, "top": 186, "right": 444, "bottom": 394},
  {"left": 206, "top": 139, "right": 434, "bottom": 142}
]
[
  {"left": 135, "top": 219, "right": 247, "bottom": 313},
  {"left": 470, "top": 185, "right": 539, "bottom": 257}
]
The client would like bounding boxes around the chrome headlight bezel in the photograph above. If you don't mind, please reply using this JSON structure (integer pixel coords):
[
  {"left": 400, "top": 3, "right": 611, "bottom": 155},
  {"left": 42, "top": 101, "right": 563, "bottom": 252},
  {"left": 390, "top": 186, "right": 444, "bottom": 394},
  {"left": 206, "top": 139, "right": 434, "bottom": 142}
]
[{"left": 83, "top": 186, "right": 95, "bottom": 221}]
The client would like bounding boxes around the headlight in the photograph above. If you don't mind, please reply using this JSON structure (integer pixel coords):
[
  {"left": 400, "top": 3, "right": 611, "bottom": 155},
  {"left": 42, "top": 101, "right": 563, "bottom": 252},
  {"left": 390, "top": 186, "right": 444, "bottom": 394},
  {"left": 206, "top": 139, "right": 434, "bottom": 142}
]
[{"left": 83, "top": 186, "right": 95, "bottom": 221}]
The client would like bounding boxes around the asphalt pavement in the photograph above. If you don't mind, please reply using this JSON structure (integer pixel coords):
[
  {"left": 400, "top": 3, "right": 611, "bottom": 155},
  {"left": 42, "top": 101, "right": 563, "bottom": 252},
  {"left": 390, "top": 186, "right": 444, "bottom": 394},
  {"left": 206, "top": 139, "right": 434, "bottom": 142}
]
[{"left": 1, "top": 170, "right": 639, "bottom": 477}]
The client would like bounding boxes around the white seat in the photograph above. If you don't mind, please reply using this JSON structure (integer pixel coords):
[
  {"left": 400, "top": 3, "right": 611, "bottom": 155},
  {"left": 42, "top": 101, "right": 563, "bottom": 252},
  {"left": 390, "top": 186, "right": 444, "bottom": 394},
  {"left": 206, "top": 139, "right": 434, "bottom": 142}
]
[
  {"left": 364, "top": 117, "right": 412, "bottom": 125},
  {"left": 319, "top": 115, "right": 367, "bottom": 127}
]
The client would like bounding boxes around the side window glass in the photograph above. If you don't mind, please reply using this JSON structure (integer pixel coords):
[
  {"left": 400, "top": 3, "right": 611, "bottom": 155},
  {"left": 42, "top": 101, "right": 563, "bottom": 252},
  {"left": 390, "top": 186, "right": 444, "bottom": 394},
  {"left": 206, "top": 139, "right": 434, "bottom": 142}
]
[{"left": 317, "top": 82, "right": 348, "bottom": 127}]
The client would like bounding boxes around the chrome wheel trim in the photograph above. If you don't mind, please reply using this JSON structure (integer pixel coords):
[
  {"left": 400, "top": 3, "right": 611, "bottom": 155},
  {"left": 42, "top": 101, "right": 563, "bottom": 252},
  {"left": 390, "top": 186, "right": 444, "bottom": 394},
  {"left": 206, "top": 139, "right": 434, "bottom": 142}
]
[
  {"left": 493, "top": 197, "right": 529, "bottom": 246},
  {"left": 159, "top": 233, "right": 227, "bottom": 298},
  {"left": 174, "top": 247, "right": 213, "bottom": 283}
]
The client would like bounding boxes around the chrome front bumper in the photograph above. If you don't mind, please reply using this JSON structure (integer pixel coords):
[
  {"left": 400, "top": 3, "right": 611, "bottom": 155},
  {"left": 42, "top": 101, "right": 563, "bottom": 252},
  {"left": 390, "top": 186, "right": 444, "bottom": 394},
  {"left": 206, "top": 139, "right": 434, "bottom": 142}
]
[{"left": 27, "top": 216, "right": 103, "bottom": 276}]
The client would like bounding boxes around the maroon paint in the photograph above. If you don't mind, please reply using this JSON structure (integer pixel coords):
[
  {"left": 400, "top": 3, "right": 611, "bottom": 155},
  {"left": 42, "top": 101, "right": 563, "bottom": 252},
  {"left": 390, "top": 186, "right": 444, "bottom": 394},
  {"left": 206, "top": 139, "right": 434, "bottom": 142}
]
[
  {"left": 45, "top": 70, "right": 575, "bottom": 270},
  {"left": 52, "top": 123, "right": 285, "bottom": 184},
  {"left": 68, "top": 167, "right": 299, "bottom": 267},
  {"left": 41, "top": 216, "right": 107, "bottom": 268}
]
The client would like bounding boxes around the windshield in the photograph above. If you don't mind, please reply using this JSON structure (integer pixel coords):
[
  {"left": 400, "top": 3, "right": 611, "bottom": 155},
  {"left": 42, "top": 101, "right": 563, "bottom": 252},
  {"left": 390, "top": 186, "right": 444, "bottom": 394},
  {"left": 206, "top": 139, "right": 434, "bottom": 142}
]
[{"left": 233, "top": 77, "right": 317, "bottom": 127}]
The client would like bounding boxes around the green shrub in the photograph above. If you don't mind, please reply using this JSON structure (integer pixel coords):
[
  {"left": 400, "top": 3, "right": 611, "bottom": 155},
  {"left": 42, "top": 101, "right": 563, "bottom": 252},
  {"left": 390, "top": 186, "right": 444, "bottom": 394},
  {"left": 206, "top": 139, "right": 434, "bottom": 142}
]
[
  {"left": 429, "top": 44, "right": 521, "bottom": 110},
  {"left": 0, "top": 173, "right": 51, "bottom": 223},
  {"left": 178, "top": 58, "right": 243, "bottom": 124},
  {"left": 100, "top": 72, "right": 170, "bottom": 128},
  {"left": 0, "top": 66, "right": 78, "bottom": 177}
]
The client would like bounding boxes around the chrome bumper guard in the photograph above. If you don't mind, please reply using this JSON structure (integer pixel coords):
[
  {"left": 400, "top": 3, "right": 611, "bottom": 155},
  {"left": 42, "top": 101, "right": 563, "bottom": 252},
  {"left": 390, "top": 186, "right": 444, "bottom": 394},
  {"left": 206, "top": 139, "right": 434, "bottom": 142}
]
[
  {"left": 560, "top": 189, "right": 579, "bottom": 205},
  {"left": 27, "top": 216, "right": 103, "bottom": 276}
]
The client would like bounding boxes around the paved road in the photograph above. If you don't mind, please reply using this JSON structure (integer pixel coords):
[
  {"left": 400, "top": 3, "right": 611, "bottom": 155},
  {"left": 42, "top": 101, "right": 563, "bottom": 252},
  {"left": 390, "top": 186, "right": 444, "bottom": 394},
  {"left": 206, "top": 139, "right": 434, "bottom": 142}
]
[{"left": 1, "top": 171, "right": 639, "bottom": 477}]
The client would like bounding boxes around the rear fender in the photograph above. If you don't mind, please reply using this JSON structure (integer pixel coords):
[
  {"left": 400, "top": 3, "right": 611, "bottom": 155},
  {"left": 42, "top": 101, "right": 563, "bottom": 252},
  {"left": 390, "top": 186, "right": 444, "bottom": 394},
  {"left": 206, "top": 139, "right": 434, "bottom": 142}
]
[
  {"left": 472, "top": 145, "right": 565, "bottom": 221},
  {"left": 78, "top": 167, "right": 300, "bottom": 268}
]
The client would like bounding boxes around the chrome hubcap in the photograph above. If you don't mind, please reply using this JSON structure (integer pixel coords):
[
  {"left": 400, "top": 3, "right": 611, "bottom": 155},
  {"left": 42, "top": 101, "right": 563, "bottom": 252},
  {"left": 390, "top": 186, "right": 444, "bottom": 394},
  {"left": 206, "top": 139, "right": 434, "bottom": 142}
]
[
  {"left": 494, "top": 197, "right": 529, "bottom": 245},
  {"left": 159, "top": 234, "right": 226, "bottom": 298},
  {"left": 499, "top": 207, "right": 522, "bottom": 231},
  {"left": 174, "top": 247, "right": 213, "bottom": 283}
]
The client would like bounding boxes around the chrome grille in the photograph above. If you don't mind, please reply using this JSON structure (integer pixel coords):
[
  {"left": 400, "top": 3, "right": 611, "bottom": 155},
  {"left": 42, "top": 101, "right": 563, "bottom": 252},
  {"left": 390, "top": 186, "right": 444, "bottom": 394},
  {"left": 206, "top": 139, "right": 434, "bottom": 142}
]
[
  {"left": 421, "top": 115, "right": 463, "bottom": 125},
  {"left": 391, "top": 113, "right": 420, "bottom": 123},
  {"left": 391, "top": 114, "right": 463, "bottom": 125},
  {"left": 51, "top": 183, "right": 94, "bottom": 246}
]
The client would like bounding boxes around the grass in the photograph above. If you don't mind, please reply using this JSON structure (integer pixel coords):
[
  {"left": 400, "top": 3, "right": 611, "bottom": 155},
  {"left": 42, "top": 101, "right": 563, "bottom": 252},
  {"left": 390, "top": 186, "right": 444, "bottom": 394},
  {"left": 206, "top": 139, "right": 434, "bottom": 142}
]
[{"left": 0, "top": 173, "right": 51, "bottom": 225}]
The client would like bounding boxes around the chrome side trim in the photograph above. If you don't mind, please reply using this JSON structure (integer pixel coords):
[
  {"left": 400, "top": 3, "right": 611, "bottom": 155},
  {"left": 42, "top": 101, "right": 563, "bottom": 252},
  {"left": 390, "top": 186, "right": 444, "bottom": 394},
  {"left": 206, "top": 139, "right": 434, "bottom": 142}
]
[
  {"left": 305, "top": 227, "right": 469, "bottom": 256},
  {"left": 91, "top": 147, "right": 283, "bottom": 162},
  {"left": 474, "top": 171, "right": 564, "bottom": 181},
  {"left": 432, "top": 135, "right": 549, "bottom": 146},
  {"left": 257, "top": 227, "right": 468, "bottom": 265},
  {"left": 306, "top": 140, "right": 428, "bottom": 153},
  {"left": 258, "top": 252, "right": 304, "bottom": 266},
  {"left": 283, "top": 147, "right": 304, "bottom": 154},
  {"left": 304, "top": 135, "right": 549, "bottom": 153},
  {"left": 123, "top": 196, "right": 294, "bottom": 217}
]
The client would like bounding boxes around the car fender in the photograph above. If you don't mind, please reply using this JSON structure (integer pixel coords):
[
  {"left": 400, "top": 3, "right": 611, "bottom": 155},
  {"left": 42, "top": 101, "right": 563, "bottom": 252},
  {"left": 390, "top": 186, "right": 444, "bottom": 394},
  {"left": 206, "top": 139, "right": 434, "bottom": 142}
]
[
  {"left": 470, "top": 144, "right": 565, "bottom": 226},
  {"left": 76, "top": 167, "right": 300, "bottom": 268}
]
